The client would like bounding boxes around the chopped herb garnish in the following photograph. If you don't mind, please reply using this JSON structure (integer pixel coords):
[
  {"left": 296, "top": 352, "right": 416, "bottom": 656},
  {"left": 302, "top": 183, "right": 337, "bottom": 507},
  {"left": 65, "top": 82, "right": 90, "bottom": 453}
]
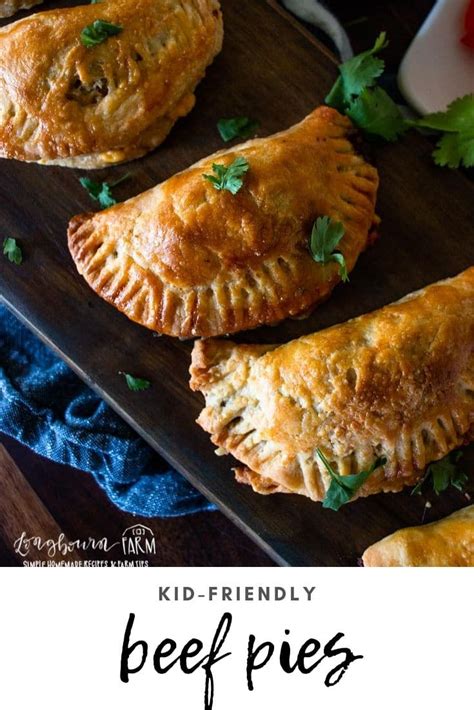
[
  {"left": 328, "top": 31, "right": 388, "bottom": 108},
  {"left": 408, "top": 94, "right": 474, "bottom": 169},
  {"left": 411, "top": 451, "right": 467, "bottom": 496},
  {"left": 347, "top": 86, "right": 407, "bottom": 142},
  {"left": 217, "top": 117, "right": 259, "bottom": 142},
  {"left": 317, "top": 448, "right": 387, "bottom": 511},
  {"left": 119, "top": 372, "right": 151, "bottom": 391},
  {"left": 3, "top": 237, "right": 22, "bottom": 265},
  {"left": 79, "top": 173, "right": 130, "bottom": 209},
  {"left": 309, "top": 216, "right": 348, "bottom": 282},
  {"left": 326, "top": 32, "right": 406, "bottom": 142},
  {"left": 80, "top": 20, "right": 122, "bottom": 47},
  {"left": 203, "top": 156, "right": 249, "bottom": 194}
]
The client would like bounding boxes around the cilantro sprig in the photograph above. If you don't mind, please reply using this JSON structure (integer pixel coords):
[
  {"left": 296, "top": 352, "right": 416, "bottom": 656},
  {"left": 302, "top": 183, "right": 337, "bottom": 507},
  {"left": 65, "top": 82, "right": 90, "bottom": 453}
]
[
  {"left": 309, "top": 216, "right": 348, "bottom": 282},
  {"left": 79, "top": 173, "right": 130, "bottom": 209},
  {"left": 119, "top": 372, "right": 151, "bottom": 392},
  {"left": 326, "top": 32, "right": 473, "bottom": 167},
  {"left": 412, "top": 451, "right": 467, "bottom": 496},
  {"left": 347, "top": 86, "right": 407, "bottom": 142},
  {"left": 3, "top": 237, "right": 22, "bottom": 265},
  {"left": 326, "top": 32, "right": 406, "bottom": 142},
  {"left": 409, "top": 95, "right": 474, "bottom": 169},
  {"left": 326, "top": 32, "right": 387, "bottom": 108},
  {"left": 317, "top": 448, "right": 386, "bottom": 511},
  {"left": 80, "top": 20, "right": 122, "bottom": 47},
  {"left": 203, "top": 156, "right": 249, "bottom": 194},
  {"left": 217, "top": 117, "right": 259, "bottom": 143}
]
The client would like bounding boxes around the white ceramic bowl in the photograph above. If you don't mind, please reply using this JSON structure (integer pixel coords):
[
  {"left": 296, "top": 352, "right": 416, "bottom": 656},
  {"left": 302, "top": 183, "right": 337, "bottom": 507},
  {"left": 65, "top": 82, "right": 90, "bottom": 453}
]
[{"left": 398, "top": 0, "right": 474, "bottom": 113}]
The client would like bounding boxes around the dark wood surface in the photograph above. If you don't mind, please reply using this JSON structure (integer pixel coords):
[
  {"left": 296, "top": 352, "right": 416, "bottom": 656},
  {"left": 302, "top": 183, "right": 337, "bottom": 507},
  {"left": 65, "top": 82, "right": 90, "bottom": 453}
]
[
  {"left": 0, "top": 435, "right": 270, "bottom": 566},
  {"left": 1, "top": 0, "right": 473, "bottom": 566}
]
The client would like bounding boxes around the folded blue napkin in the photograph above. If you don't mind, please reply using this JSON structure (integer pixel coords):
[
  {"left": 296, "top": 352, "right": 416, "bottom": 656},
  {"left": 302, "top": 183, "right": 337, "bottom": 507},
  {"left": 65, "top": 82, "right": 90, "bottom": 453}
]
[{"left": 0, "top": 304, "right": 215, "bottom": 516}]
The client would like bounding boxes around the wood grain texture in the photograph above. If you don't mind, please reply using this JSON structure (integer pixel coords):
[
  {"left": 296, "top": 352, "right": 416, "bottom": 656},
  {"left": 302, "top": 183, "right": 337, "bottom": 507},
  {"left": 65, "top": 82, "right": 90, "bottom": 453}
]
[
  {"left": 1, "top": 0, "right": 473, "bottom": 566},
  {"left": 0, "top": 444, "right": 83, "bottom": 562}
]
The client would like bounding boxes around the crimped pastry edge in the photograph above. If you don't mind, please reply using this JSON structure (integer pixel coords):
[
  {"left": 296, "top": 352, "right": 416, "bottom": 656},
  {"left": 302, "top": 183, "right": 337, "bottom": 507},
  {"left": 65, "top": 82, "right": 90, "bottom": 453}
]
[
  {"left": 68, "top": 107, "right": 380, "bottom": 337},
  {"left": 190, "top": 268, "right": 474, "bottom": 504}
]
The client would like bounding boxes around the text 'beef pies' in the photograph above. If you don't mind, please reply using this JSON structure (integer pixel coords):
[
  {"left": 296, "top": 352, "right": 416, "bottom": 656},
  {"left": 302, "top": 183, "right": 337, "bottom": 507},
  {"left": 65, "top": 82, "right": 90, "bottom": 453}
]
[
  {"left": 190, "top": 268, "right": 474, "bottom": 506},
  {"left": 0, "top": 0, "right": 223, "bottom": 167},
  {"left": 68, "top": 107, "right": 379, "bottom": 337}
]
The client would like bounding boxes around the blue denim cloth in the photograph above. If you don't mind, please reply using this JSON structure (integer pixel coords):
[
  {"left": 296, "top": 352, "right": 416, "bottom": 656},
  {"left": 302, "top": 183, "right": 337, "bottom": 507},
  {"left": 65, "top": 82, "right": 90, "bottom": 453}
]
[{"left": 0, "top": 304, "right": 216, "bottom": 517}]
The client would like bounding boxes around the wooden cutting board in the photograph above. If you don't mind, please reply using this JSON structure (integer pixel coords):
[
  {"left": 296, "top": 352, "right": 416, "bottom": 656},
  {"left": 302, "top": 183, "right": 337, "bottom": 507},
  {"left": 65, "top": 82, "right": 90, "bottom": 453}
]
[{"left": 1, "top": 0, "right": 473, "bottom": 566}]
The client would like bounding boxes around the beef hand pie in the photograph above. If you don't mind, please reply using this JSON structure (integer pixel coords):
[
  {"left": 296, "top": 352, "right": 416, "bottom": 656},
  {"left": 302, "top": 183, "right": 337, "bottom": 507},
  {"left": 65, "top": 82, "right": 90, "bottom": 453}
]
[
  {"left": 0, "top": 0, "right": 42, "bottom": 19},
  {"left": 363, "top": 506, "right": 474, "bottom": 567},
  {"left": 68, "top": 107, "right": 379, "bottom": 337},
  {"left": 0, "top": 0, "right": 223, "bottom": 167},
  {"left": 190, "top": 268, "right": 474, "bottom": 507}
]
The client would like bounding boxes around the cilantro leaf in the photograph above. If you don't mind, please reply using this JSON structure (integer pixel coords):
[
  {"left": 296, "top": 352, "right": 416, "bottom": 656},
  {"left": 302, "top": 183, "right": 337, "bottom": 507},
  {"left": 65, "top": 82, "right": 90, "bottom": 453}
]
[
  {"left": 409, "top": 95, "right": 474, "bottom": 169},
  {"left": 326, "top": 32, "right": 388, "bottom": 110},
  {"left": 325, "top": 78, "right": 347, "bottom": 114},
  {"left": 3, "top": 237, "right": 22, "bottom": 265},
  {"left": 411, "top": 451, "right": 467, "bottom": 496},
  {"left": 433, "top": 131, "right": 474, "bottom": 169},
  {"left": 309, "top": 216, "right": 348, "bottom": 282},
  {"left": 317, "top": 448, "right": 386, "bottom": 511},
  {"left": 217, "top": 117, "right": 259, "bottom": 142},
  {"left": 80, "top": 178, "right": 115, "bottom": 208},
  {"left": 341, "top": 31, "right": 387, "bottom": 98},
  {"left": 412, "top": 95, "right": 474, "bottom": 133},
  {"left": 119, "top": 372, "right": 151, "bottom": 391},
  {"left": 79, "top": 173, "right": 129, "bottom": 209},
  {"left": 325, "top": 32, "right": 405, "bottom": 143},
  {"left": 347, "top": 86, "right": 407, "bottom": 141},
  {"left": 330, "top": 252, "right": 348, "bottom": 282},
  {"left": 80, "top": 20, "right": 122, "bottom": 47},
  {"left": 203, "top": 156, "right": 249, "bottom": 195}
]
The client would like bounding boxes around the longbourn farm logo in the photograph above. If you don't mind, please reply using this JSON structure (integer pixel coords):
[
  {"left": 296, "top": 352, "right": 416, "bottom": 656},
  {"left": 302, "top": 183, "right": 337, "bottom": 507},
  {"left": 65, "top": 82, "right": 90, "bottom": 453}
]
[
  {"left": 13, "top": 526, "right": 156, "bottom": 566},
  {"left": 121, "top": 525, "right": 156, "bottom": 556}
]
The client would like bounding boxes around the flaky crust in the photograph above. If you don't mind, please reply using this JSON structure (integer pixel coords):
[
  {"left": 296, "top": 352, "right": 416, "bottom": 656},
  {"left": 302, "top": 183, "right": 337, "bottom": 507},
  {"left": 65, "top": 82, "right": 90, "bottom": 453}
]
[
  {"left": 68, "top": 107, "right": 379, "bottom": 336},
  {"left": 0, "top": 0, "right": 223, "bottom": 167},
  {"left": 190, "top": 268, "right": 474, "bottom": 503},
  {"left": 362, "top": 506, "right": 474, "bottom": 566},
  {"left": 0, "top": 0, "right": 42, "bottom": 18}
]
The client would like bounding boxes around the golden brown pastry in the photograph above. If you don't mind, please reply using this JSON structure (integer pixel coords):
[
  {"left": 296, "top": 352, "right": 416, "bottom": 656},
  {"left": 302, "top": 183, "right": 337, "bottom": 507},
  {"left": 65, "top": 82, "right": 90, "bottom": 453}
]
[
  {"left": 0, "top": 0, "right": 223, "bottom": 167},
  {"left": 190, "top": 268, "right": 474, "bottom": 504},
  {"left": 68, "top": 106, "right": 379, "bottom": 337},
  {"left": 362, "top": 506, "right": 474, "bottom": 566},
  {"left": 0, "top": 0, "right": 42, "bottom": 19}
]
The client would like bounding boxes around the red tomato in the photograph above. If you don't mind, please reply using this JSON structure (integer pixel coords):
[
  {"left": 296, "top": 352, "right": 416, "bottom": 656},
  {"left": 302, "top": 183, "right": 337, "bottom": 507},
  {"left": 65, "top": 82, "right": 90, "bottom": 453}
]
[{"left": 461, "top": 0, "right": 474, "bottom": 48}]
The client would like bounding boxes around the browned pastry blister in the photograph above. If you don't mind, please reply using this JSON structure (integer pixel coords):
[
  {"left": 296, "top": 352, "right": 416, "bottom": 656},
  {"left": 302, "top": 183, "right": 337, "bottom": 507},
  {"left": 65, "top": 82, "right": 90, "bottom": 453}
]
[
  {"left": 0, "top": 0, "right": 223, "bottom": 167},
  {"left": 190, "top": 268, "right": 474, "bottom": 504},
  {"left": 0, "top": 0, "right": 42, "bottom": 19},
  {"left": 68, "top": 106, "right": 379, "bottom": 337},
  {"left": 362, "top": 505, "right": 474, "bottom": 566}
]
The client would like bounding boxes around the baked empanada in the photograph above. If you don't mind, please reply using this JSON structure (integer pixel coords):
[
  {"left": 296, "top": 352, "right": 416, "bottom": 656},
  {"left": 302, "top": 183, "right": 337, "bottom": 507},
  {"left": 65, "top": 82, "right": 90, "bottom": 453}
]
[
  {"left": 0, "top": 0, "right": 42, "bottom": 18},
  {"left": 362, "top": 505, "right": 474, "bottom": 566},
  {"left": 68, "top": 107, "right": 379, "bottom": 337},
  {"left": 0, "top": 0, "right": 223, "bottom": 167},
  {"left": 190, "top": 268, "right": 474, "bottom": 504}
]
